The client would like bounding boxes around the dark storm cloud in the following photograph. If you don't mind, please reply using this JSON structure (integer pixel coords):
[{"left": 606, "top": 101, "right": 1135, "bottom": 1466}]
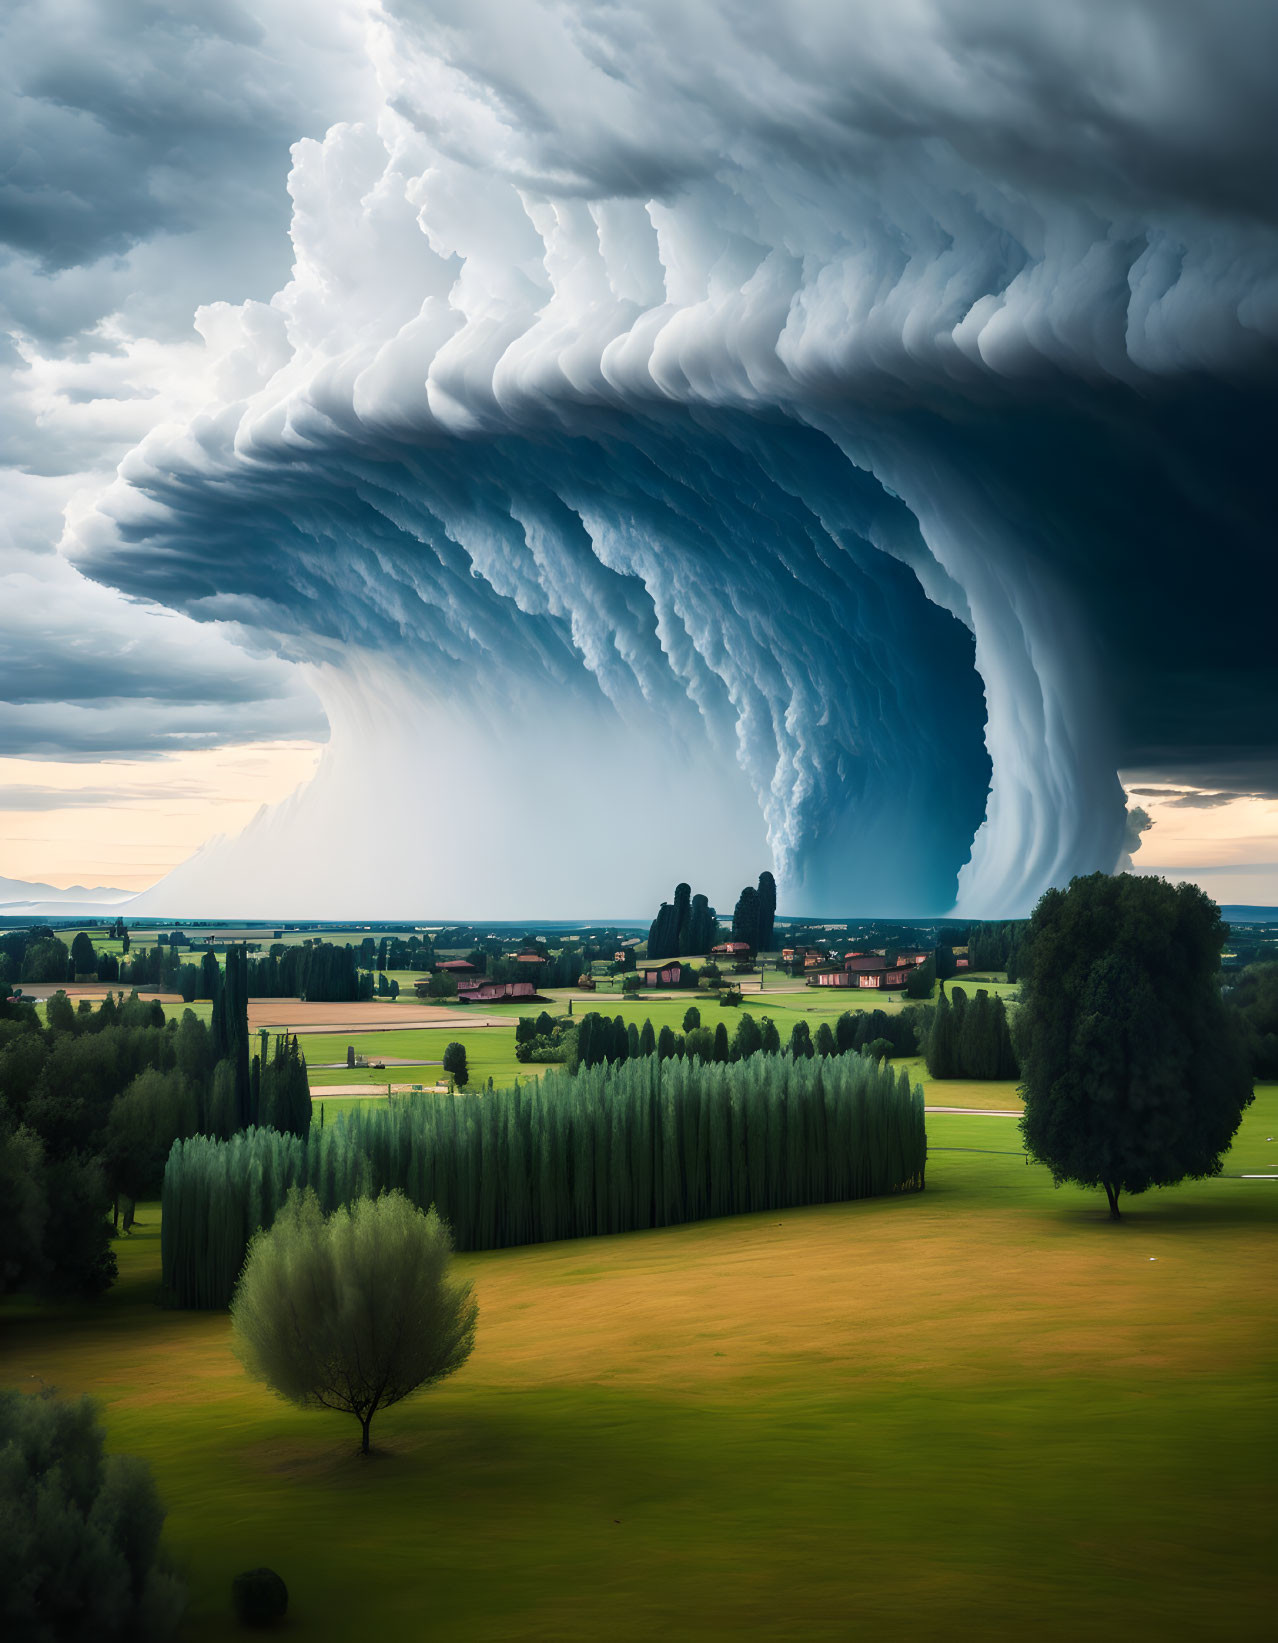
[
  {"left": 0, "top": 0, "right": 368, "bottom": 342},
  {"left": 0, "top": 557, "right": 326, "bottom": 759},
  {"left": 7, "top": 0, "right": 1278, "bottom": 910}
]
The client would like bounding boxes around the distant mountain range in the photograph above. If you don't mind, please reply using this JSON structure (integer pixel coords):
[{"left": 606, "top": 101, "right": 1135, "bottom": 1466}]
[
  {"left": 1221, "top": 905, "right": 1278, "bottom": 924},
  {"left": 0, "top": 875, "right": 133, "bottom": 915}
]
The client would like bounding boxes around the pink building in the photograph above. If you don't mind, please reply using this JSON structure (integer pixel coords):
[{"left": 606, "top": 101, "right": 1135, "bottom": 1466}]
[{"left": 457, "top": 978, "right": 536, "bottom": 1002}]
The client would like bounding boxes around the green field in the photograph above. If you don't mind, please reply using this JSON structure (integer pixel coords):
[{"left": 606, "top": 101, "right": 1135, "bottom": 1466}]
[{"left": 2, "top": 1087, "right": 1273, "bottom": 1641}]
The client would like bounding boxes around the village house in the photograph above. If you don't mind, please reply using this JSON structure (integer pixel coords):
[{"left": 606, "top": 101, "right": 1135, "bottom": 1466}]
[
  {"left": 814, "top": 953, "right": 920, "bottom": 990},
  {"left": 641, "top": 961, "right": 684, "bottom": 987},
  {"left": 710, "top": 941, "right": 752, "bottom": 959},
  {"left": 457, "top": 977, "right": 537, "bottom": 1002},
  {"left": 781, "top": 946, "right": 827, "bottom": 969},
  {"left": 435, "top": 958, "right": 476, "bottom": 973}
]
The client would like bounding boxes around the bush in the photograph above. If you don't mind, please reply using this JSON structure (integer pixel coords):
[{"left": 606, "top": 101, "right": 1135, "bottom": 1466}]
[
  {"left": 232, "top": 1568, "right": 288, "bottom": 1627},
  {"left": 0, "top": 1388, "right": 184, "bottom": 1641}
]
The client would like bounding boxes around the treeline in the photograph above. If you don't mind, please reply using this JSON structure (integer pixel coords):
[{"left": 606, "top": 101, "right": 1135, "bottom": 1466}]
[
  {"left": 963, "top": 920, "right": 1029, "bottom": 980},
  {"left": 376, "top": 933, "right": 436, "bottom": 971},
  {"left": 925, "top": 987, "right": 1019, "bottom": 1079},
  {"left": 0, "top": 975, "right": 310, "bottom": 1300},
  {"left": 161, "top": 1050, "right": 926, "bottom": 1307},
  {"left": 245, "top": 942, "right": 372, "bottom": 1002},
  {"left": 515, "top": 1004, "right": 925, "bottom": 1072},
  {"left": 1229, "top": 961, "right": 1278, "bottom": 1077}
]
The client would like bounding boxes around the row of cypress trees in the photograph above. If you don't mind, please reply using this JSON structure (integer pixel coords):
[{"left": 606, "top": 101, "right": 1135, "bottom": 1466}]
[
  {"left": 926, "top": 987, "right": 1020, "bottom": 1079},
  {"left": 161, "top": 1049, "right": 926, "bottom": 1308}
]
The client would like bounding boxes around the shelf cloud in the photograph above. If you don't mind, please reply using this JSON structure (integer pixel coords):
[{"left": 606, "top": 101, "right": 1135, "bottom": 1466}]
[{"left": 9, "top": 0, "right": 1277, "bottom": 913}]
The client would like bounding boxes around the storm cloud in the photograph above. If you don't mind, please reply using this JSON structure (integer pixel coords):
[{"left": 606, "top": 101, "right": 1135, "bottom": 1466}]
[{"left": 9, "top": 0, "right": 1278, "bottom": 913}]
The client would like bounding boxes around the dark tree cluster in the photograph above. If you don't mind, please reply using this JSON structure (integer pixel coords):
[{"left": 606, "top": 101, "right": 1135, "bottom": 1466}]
[
  {"left": 647, "top": 883, "right": 718, "bottom": 959},
  {"left": 965, "top": 919, "right": 1029, "bottom": 979},
  {"left": 1227, "top": 961, "right": 1278, "bottom": 1078},
  {"left": 559, "top": 1002, "right": 926, "bottom": 1074},
  {"left": 0, "top": 1389, "right": 184, "bottom": 1639},
  {"left": 730, "top": 871, "right": 777, "bottom": 952},
  {"left": 376, "top": 932, "right": 436, "bottom": 971},
  {"left": 0, "top": 958, "right": 311, "bottom": 1298},
  {"left": 926, "top": 987, "right": 1020, "bottom": 1079}
]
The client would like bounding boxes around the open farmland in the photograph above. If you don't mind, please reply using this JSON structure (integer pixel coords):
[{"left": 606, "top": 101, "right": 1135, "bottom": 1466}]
[{"left": 2, "top": 1088, "right": 1273, "bottom": 1641}]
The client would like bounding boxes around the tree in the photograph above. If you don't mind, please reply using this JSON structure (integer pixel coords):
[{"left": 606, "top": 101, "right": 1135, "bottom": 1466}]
[
  {"left": 443, "top": 1041, "right": 469, "bottom": 1089},
  {"left": 732, "top": 886, "right": 759, "bottom": 951},
  {"left": 760, "top": 1017, "right": 781, "bottom": 1055},
  {"left": 815, "top": 1021, "right": 836, "bottom": 1057},
  {"left": 0, "top": 1389, "right": 184, "bottom": 1639},
  {"left": 731, "top": 1013, "right": 762, "bottom": 1060},
  {"left": 683, "top": 1005, "right": 701, "bottom": 1032},
  {"left": 756, "top": 871, "right": 777, "bottom": 951},
  {"left": 104, "top": 1068, "right": 197, "bottom": 1215},
  {"left": 230, "top": 1190, "right": 477, "bottom": 1454},
  {"left": 789, "top": 1020, "right": 814, "bottom": 1059},
  {"left": 70, "top": 931, "right": 97, "bottom": 979},
  {"left": 21, "top": 936, "right": 69, "bottom": 983},
  {"left": 1018, "top": 873, "right": 1253, "bottom": 1219}
]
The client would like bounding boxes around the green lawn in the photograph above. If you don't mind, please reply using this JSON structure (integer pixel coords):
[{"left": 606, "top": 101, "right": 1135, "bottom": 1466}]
[{"left": 2, "top": 1089, "right": 1273, "bottom": 1640}]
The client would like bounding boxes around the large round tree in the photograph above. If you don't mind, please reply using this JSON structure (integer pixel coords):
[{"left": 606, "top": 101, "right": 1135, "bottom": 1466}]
[
  {"left": 231, "top": 1190, "right": 477, "bottom": 1453},
  {"left": 1017, "top": 872, "right": 1252, "bottom": 1218}
]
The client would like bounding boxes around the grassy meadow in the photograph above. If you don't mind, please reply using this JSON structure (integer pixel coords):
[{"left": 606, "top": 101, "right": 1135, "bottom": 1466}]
[{"left": 2, "top": 1087, "right": 1273, "bottom": 1640}]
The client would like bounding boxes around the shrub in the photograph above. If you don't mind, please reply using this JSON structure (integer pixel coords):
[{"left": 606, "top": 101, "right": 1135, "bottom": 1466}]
[
  {"left": 232, "top": 1567, "right": 288, "bottom": 1627},
  {"left": 0, "top": 1388, "right": 184, "bottom": 1641}
]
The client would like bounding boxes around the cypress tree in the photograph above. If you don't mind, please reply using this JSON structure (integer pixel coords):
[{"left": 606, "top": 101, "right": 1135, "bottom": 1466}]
[
  {"left": 672, "top": 883, "right": 693, "bottom": 955},
  {"left": 163, "top": 1050, "right": 926, "bottom": 1307},
  {"left": 756, "top": 872, "right": 777, "bottom": 951},
  {"left": 815, "top": 1022, "right": 836, "bottom": 1057},
  {"left": 732, "top": 886, "right": 760, "bottom": 951},
  {"left": 713, "top": 1023, "right": 730, "bottom": 1064},
  {"left": 639, "top": 1019, "right": 656, "bottom": 1057}
]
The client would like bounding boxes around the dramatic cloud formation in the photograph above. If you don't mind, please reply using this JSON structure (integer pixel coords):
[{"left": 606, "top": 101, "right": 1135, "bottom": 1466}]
[{"left": 7, "top": 1, "right": 1278, "bottom": 912}]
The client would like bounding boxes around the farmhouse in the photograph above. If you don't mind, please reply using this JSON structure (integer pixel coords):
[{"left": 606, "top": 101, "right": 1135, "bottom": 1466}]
[
  {"left": 436, "top": 959, "right": 476, "bottom": 973},
  {"left": 458, "top": 978, "right": 537, "bottom": 1002},
  {"left": 815, "top": 953, "right": 919, "bottom": 990},
  {"left": 781, "top": 946, "right": 827, "bottom": 969},
  {"left": 710, "top": 941, "right": 752, "bottom": 959},
  {"left": 641, "top": 961, "right": 684, "bottom": 987}
]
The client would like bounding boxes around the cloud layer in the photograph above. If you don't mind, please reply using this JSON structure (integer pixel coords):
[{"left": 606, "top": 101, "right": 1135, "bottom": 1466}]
[{"left": 10, "top": 0, "right": 1278, "bottom": 912}]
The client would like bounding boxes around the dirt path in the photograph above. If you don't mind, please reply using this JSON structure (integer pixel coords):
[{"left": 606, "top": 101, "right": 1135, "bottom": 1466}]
[{"left": 925, "top": 1106, "right": 1021, "bottom": 1116}]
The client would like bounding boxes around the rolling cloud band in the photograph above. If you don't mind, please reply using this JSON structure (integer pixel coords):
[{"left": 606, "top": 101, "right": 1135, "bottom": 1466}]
[{"left": 66, "top": 0, "right": 1278, "bottom": 914}]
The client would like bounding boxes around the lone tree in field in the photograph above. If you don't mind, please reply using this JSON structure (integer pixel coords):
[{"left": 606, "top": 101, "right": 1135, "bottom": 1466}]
[
  {"left": 231, "top": 1190, "right": 477, "bottom": 1455},
  {"left": 1018, "top": 873, "right": 1253, "bottom": 1219},
  {"left": 442, "top": 1041, "right": 468, "bottom": 1088}
]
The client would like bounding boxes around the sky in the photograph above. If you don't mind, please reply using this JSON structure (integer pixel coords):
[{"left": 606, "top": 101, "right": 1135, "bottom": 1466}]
[{"left": 1, "top": 0, "right": 1275, "bottom": 916}]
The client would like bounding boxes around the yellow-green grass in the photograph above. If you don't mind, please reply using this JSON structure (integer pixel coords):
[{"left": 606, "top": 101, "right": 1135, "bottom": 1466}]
[{"left": 2, "top": 1090, "right": 1274, "bottom": 1640}]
